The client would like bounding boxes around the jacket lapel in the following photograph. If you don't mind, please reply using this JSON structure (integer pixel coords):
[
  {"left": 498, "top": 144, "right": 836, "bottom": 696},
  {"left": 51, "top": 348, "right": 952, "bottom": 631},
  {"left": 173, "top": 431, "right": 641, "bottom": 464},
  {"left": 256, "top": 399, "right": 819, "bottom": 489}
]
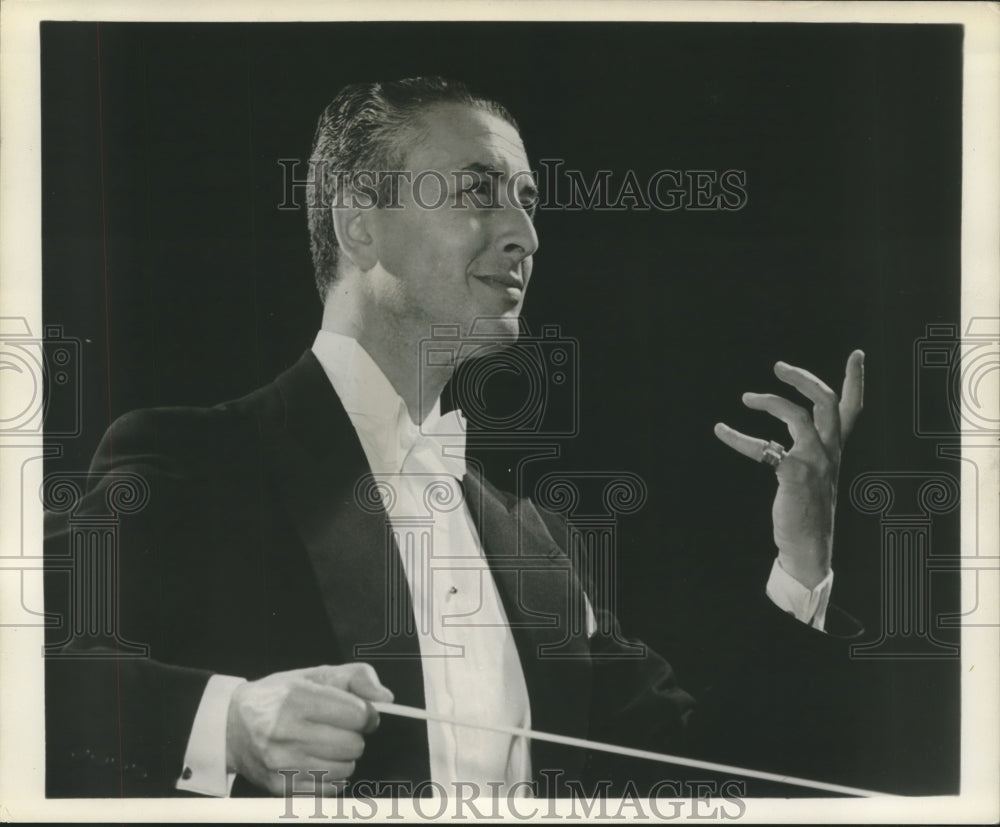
[
  {"left": 261, "top": 351, "right": 594, "bottom": 786},
  {"left": 266, "top": 351, "right": 430, "bottom": 784},
  {"left": 462, "top": 469, "right": 593, "bottom": 784}
]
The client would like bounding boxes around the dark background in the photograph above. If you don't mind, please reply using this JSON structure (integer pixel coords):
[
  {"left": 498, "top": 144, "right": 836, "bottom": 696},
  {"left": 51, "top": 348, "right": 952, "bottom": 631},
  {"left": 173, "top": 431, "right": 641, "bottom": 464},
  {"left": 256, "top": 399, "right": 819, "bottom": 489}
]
[{"left": 42, "top": 21, "right": 963, "bottom": 794}]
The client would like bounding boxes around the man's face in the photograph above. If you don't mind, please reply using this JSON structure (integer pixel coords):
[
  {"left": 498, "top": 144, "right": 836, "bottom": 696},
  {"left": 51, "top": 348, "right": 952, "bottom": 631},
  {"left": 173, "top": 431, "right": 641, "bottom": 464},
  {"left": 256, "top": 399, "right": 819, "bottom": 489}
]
[{"left": 366, "top": 102, "right": 539, "bottom": 340}]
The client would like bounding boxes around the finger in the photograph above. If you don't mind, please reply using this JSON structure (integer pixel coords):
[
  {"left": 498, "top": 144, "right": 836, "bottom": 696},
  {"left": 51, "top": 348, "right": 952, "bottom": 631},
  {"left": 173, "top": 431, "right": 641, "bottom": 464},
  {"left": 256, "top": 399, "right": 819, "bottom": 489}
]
[
  {"left": 740, "top": 393, "right": 823, "bottom": 452},
  {"left": 253, "top": 739, "right": 358, "bottom": 778},
  {"left": 345, "top": 663, "right": 395, "bottom": 704},
  {"left": 839, "top": 349, "right": 865, "bottom": 440},
  {"left": 271, "top": 758, "right": 357, "bottom": 779},
  {"left": 773, "top": 360, "right": 840, "bottom": 449},
  {"left": 305, "top": 663, "right": 394, "bottom": 703},
  {"left": 713, "top": 422, "right": 777, "bottom": 463},
  {"left": 292, "top": 683, "right": 372, "bottom": 731},
  {"left": 307, "top": 663, "right": 391, "bottom": 733},
  {"left": 277, "top": 721, "right": 366, "bottom": 762},
  {"left": 359, "top": 702, "right": 381, "bottom": 736},
  {"left": 298, "top": 759, "right": 356, "bottom": 782},
  {"left": 343, "top": 663, "right": 392, "bottom": 733}
]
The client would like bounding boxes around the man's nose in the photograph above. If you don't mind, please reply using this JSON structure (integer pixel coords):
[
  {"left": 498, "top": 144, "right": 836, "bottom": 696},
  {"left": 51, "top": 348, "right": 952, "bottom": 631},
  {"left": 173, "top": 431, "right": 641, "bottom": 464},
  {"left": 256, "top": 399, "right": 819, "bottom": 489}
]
[{"left": 493, "top": 195, "right": 539, "bottom": 264}]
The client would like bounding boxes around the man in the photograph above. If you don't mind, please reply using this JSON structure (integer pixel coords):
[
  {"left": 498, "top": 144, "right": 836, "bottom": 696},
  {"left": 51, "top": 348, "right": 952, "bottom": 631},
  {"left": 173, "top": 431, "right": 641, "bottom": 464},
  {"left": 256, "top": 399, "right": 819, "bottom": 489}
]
[{"left": 45, "top": 77, "right": 864, "bottom": 799}]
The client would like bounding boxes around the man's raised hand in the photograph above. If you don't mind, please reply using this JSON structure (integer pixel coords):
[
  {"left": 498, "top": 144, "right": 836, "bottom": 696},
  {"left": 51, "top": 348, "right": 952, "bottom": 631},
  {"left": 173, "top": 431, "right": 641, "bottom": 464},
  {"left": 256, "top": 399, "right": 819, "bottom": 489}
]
[
  {"left": 714, "top": 350, "right": 865, "bottom": 588},
  {"left": 225, "top": 662, "right": 393, "bottom": 796}
]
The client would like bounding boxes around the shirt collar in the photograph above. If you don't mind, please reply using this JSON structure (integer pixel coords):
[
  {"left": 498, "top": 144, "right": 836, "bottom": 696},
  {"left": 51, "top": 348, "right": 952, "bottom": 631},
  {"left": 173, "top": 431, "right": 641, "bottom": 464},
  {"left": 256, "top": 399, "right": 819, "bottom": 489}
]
[{"left": 310, "top": 330, "right": 445, "bottom": 474}]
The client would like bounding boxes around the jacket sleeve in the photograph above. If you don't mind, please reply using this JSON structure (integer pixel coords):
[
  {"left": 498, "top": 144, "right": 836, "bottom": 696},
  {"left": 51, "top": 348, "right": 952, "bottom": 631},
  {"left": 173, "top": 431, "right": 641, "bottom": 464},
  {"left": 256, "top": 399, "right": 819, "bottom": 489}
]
[
  {"left": 44, "top": 409, "right": 216, "bottom": 797},
  {"left": 531, "top": 501, "right": 872, "bottom": 797}
]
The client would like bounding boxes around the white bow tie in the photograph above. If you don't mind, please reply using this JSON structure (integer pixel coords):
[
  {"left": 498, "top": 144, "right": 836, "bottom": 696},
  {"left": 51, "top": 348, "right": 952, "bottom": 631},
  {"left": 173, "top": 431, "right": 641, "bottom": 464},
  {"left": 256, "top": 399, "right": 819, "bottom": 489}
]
[{"left": 397, "top": 408, "right": 467, "bottom": 480}]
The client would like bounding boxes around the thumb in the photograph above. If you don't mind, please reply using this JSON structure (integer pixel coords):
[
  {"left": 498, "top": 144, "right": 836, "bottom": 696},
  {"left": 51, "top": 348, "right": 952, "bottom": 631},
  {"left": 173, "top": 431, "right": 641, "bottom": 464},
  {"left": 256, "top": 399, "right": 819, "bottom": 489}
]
[
  {"left": 346, "top": 662, "right": 395, "bottom": 703},
  {"left": 305, "top": 663, "right": 394, "bottom": 703}
]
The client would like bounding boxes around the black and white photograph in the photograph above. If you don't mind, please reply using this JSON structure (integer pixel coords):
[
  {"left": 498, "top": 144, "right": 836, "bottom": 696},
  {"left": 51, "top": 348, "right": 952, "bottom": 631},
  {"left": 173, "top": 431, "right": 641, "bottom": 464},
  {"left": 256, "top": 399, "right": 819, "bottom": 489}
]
[{"left": 0, "top": 1, "right": 997, "bottom": 822}]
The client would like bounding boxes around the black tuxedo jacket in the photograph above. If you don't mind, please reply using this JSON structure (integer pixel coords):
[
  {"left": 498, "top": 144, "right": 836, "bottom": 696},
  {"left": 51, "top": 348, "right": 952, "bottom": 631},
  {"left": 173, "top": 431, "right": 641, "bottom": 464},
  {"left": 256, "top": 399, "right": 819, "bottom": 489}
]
[{"left": 45, "top": 351, "right": 866, "bottom": 798}]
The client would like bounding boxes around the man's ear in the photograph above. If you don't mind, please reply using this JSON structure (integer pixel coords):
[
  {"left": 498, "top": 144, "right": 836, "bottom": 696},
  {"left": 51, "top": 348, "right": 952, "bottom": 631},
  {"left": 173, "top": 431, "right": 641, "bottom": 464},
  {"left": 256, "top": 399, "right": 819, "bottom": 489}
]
[{"left": 331, "top": 205, "right": 378, "bottom": 272}]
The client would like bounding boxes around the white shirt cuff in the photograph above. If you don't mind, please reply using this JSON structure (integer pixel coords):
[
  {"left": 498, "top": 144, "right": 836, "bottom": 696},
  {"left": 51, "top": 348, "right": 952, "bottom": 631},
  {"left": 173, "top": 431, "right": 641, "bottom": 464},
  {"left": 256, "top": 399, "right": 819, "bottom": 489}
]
[
  {"left": 765, "top": 557, "right": 833, "bottom": 631},
  {"left": 175, "top": 673, "right": 246, "bottom": 796}
]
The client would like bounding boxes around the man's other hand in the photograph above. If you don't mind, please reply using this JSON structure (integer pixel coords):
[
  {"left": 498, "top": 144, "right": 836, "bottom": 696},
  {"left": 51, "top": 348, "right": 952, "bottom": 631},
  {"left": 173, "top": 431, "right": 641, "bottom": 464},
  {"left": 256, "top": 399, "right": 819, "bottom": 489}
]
[
  {"left": 225, "top": 663, "right": 393, "bottom": 796},
  {"left": 714, "top": 350, "right": 865, "bottom": 588}
]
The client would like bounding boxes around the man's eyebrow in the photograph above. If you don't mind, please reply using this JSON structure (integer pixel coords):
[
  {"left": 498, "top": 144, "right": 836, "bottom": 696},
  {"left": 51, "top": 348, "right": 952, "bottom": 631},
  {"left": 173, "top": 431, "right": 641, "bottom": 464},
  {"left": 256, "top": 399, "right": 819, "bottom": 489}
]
[{"left": 460, "top": 162, "right": 499, "bottom": 175}]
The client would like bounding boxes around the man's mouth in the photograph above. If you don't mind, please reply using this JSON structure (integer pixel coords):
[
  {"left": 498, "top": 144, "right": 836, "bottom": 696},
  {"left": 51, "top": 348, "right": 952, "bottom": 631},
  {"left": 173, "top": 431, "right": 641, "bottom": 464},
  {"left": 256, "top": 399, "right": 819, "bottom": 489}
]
[{"left": 472, "top": 274, "right": 524, "bottom": 292}]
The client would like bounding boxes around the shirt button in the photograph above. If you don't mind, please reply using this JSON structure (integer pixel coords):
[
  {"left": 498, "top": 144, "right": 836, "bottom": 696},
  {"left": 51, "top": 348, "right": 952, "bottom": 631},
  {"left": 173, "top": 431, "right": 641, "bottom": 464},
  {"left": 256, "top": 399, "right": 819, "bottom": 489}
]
[{"left": 182, "top": 767, "right": 193, "bottom": 780}]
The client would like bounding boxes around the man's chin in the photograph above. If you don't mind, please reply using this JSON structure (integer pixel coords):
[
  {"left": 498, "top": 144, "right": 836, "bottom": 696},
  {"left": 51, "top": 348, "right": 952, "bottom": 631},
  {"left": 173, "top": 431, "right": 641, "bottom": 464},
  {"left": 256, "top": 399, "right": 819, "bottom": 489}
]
[
  {"left": 464, "top": 313, "right": 524, "bottom": 342},
  {"left": 444, "top": 315, "right": 521, "bottom": 367}
]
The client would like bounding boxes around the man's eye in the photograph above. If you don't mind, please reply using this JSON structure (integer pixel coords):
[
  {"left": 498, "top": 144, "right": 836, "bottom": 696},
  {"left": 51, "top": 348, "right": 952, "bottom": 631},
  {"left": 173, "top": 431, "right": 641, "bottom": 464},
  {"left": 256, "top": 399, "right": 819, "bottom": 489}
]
[
  {"left": 458, "top": 179, "right": 498, "bottom": 207},
  {"left": 457, "top": 177, "right": 488, "bottom": 192}
]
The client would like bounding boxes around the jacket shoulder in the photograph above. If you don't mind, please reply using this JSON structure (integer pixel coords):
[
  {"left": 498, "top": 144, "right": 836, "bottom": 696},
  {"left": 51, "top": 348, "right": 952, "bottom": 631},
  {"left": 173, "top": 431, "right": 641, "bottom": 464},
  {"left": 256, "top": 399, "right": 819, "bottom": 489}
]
[{"left": 88, "top": 381, "right": 284, "bottom": 478}]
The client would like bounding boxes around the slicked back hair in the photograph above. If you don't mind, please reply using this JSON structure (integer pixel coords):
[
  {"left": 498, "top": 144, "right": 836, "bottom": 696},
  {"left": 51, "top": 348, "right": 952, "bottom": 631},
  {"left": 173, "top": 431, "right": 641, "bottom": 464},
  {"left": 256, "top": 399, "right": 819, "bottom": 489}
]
[{"left": 306, "top": 76, "right": 520, "bottom": 299}]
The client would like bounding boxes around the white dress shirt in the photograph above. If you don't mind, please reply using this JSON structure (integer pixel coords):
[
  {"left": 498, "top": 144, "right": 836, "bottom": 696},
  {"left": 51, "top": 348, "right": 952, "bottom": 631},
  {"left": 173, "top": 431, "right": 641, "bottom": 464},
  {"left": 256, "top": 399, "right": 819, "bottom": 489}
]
[
  {"left": 176, "top": 331, "right": 833, "bottom": 796},
  {"left": 309, "top": 330, "right": 533, "bottom": 792}
]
